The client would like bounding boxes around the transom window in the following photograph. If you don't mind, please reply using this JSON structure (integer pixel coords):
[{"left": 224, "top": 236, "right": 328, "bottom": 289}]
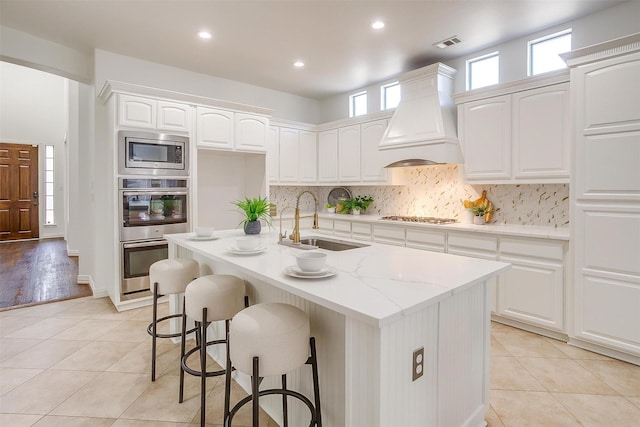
[
  {"left": 528, "top": 29, "right": 572, "bottom": 76},
  {"left": 349, "top": 91, "right": 367, "bottom": 117},
  {"left": 380, "top": 82, "right": 401, "bottom": 110},
  {"left": 466, "top": 52, "right": 499, "bottom": 90}
]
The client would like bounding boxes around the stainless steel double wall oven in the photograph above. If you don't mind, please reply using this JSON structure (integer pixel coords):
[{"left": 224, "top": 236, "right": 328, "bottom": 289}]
[{"left": 118, "top": 131, "right": 190, "bottom": 298}]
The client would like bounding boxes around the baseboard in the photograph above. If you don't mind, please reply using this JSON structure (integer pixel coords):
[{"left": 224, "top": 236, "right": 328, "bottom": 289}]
[
  {"left": 568, "top": 337, "right": 640, "bottom": 366},
  {"left": 67, "top": 249, "right": 80, "bottom": 256},
  {"left": 77, "top": 274, "right": 108, "bottom": 298}
]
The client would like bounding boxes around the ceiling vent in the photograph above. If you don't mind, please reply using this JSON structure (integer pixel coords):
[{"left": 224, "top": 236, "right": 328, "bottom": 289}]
[{"left": 434, "top": 36, "right": 462, "bottom": 49}]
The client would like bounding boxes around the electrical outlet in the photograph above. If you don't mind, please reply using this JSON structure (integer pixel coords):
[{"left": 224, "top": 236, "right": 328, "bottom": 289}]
[{"left": 412, "top": 347, "right": 424, "bottom": 381}]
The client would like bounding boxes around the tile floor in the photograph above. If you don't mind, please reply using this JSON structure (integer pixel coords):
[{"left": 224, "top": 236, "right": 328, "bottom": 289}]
[{"left": 1, "top": 297, "right": 639, "bottom": 426}]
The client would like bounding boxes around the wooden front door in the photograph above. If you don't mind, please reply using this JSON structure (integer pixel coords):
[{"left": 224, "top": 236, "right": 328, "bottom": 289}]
[{"left": 0, "top": 143, "right": 39, "bottom": 240}]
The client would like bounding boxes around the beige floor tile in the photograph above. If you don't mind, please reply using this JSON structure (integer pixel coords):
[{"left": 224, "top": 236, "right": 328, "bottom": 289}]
[
  {"left": 490, "top": 335, "right": 510, "bottom": 356},
  {"left": 120, "top": 372, "right": 221, "bottom": 423},
  {"left": 33, "top": 415, "right": 116, "bottom": 426},
  {"left": 627, "top": 396, "right": 640, "bottom": 408},
  {"left": 0, "top": 367, "right": 43, "bottom": 395},
  {"left": 518, "top": 357, "right": 618, "bottom": 395},
  {"left": 0, "top": 369, "right": 98, "bottom": 414},
  {"left": 0, "top": 339, "right": 89, "bottom": 369},
  {"left": 98, "top": 320, "right": 154, "bottom": 343},
  {"left": 575, "top": 358, "right": 640, "bottom": 397},
  {"left": 0, "top": 337, "right": 43, "bottom": 362},
  {"left": 0, "top": 315, "right": 45, "bottom": 337},
  {"left": 51, "top": 341, "right": 139, "bottom": 371},
  {"left": 53, "top": 298, "right": 121, "bottom": 319},
  {"left": 127, "top": 302, "right": 171, "bottom": 321},
  {"left": 0, "top": 413, "right": 44, "bottom": 426},
  {"left": 5, "top": 299, "right": 80, "bottom": 318},
  {"left": 52, "top": 318, "right": 124, "bottom": 341},
  {"left": 107, "top": 341, "right": 182, "bottom": 377},
  {"left": 485, "top": 405, "right": 505, "bottom": 427},
  {"left": 51, "top": 372, "right": 150, "bottom": 418},
  {"left": 490, "top": 390, "right": 581, "bottom": 427},
  {"left": 545, "top": 338, "right": 613, "bottom": 361},
  {"left": 195, "top": 379, "right": 273, "bottom": 427},
  {"left": 492, "top": 328, "right": 568, "bottom": 358},
  {"left": 490, "top": 356, "right": 545, "bottom": 391},
  {"left": 5, "top": 317, "right": 80, "bottom": 340},
  {"left": 553, "top": 392, "right": 640, "bottom": 427},
  {"left": 113, "top": 420, "right": 189, "bottom": 427}
]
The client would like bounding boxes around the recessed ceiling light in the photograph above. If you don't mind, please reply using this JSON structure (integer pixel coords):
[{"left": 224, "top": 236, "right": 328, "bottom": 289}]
[
  {"left": 371, "top": 20, "right": 385, "bottom": 30},
  {"left": 293, "top": 61, "right": 305, "bottom": 68},
  {"left": 197, "top": 30, "right": 212, "bottom": 40}
]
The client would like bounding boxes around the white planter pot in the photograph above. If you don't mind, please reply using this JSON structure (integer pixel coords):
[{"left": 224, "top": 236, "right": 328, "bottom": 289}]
[
  {"left": 473, "top": 215, "right": 486, "bottom": 225},
  {"left": 462, "top": 209, "right": 474, "bottom": 224},
  {"left": 327, "top": 208, "right": 336, "bottom": 213},
  {"left": 352, "top": 208, "right": 361, "bottom": 215}
]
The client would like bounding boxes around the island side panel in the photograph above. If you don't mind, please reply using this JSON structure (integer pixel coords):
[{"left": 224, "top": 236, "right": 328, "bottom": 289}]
[{"left": 438, "top": 282, "right": 490, "bottom": 427}]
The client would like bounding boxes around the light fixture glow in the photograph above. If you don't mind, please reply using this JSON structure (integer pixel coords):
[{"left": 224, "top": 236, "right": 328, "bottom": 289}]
[
  {"left": 293, "top": 61, "right": 305, "bottom": 68},
  {"left": 197, "top": 31, "right": 212, "bottom": 40},
  {"left": 371, "top": 20, "right": 385, "bottom": 30}
]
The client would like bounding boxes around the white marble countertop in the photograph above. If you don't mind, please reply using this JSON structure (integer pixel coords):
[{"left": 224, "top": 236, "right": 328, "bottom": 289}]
[
  {"left": 165, "top": 230, "right": 510, "bottom": 327},
  {"left": 281, "top": 212, "right": 570, "bottom": 240}
]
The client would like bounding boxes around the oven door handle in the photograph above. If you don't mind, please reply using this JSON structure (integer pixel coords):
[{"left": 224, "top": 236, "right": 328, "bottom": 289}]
[
  {"left": 123, "top": 240, "right": 168, "bottom": 249},
  {"left": 122, "top": 190, "right": 188, "bottom": 197}
]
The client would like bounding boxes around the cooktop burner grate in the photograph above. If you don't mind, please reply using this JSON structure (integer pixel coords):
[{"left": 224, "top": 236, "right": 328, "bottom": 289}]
[{"left": 380, "top": 215, "right": 457, "bottom": 224}]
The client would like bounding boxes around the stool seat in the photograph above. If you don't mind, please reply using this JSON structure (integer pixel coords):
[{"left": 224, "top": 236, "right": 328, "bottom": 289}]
[
  {"left": 230, "top": 303, "right": 310, "bottom": 378},
  {"left": 150, "top": 258, "right": 199, "bottom": 295},
  {"left": 185, "top": 275, "right": 247, "bottom": 322}
]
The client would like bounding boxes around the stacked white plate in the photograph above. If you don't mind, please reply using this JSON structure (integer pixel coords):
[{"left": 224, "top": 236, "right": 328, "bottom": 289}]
[
  {"left": 226, "top": 245, "right": 266, "bottom": 255},
  {"left": 284, "top": 265, "right": 337, "bottom": 279}
]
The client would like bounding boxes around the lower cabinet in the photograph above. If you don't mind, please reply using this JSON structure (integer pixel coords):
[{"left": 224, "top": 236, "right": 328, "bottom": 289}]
[
  {"left": 334, "top": 220, "right": 352, "bottom": 238},
  {"left": 373, "top": 224, "right": 405, "bottom": 246},
  {"left": 405, "top": 227, "right": 446, "bottom": 252},
  {"left": 351, "top": 222, "right": 372, "bottom": 242}
]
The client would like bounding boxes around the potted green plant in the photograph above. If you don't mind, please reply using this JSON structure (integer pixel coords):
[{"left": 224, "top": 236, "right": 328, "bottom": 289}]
[
  {"left": 326, "top": 203, "right": 336, "bottom": 213},
  {"left": 233, "top": 196, "right": 272, "bottom": 234},
  {"left": 470, "top": 205, "right": 493, "bottom": 225},
  {"left": 350, "top": 196, "right": 374, "bottom": 215}
]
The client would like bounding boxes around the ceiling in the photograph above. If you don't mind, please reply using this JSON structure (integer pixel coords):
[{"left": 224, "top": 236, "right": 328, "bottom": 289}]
[{"left": 0, "top": 0, "right": 627, "bottom": 99}]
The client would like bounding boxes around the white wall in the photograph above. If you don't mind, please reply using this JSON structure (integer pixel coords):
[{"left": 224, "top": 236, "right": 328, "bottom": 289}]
[
  {"left": 94, "top": 50, "right": 320, "bottom": 124},
  {"left": 0, "top": 61, "right": 68, "bottom": 239},
  {"left": 318, "top": 0, "right": 640, "bottom": 122}
]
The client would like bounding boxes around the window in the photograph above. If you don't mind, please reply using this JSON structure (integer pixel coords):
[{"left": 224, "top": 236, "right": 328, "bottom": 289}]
[
  {"left": 466, "top": 52, "right": 499, "bottom": 90},
  {"left": 349, "top": 91, "right": 367, "bottom": 117},
  {"left": 528, "top": 29, "right": 572, "bottom": 76},
  {"left": 44, "top": 145, "right": 55, "bottom": 225},
  {"left": 381, "top": 82, "right": 401, "bottom": 110}
]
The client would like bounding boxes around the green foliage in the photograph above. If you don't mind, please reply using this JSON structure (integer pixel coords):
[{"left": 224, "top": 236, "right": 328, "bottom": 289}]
[
  {"left": 233, "top": 196, "right": 272, "bottom": 228},
  {"left": 326, "top": 203, "right": 335, "bottom": 209},
  {"left": 470, "top": 205, "right": 493, "bottom": 216},
  {"left": 350, "top": 196, "right": 374, "bottom": 211}
]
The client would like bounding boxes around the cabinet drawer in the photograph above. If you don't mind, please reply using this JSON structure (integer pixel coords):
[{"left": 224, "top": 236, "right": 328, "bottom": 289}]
[
  {"left": 351, "top": 222, "right": 372, "bottom": 241},
  {"left": 448, "top": 233, "right": 498, "bottom": 252},
  {"left": 334, "top": 220, "right": 351, "bottom": 237},
  {"left": 500, "top": 238, "right": 564, "bottom": 261},
  {"left": 317, "top": 218, "right": 333, "bottom": 232},
  {"left": 405, "top": 228, "right": 445, "bottom": 252},
  {"left": 373, "top": 225, "right": 405, "bottom": 246}
]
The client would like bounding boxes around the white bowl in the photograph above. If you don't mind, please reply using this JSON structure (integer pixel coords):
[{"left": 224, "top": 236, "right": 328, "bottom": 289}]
[
  {"left": 194, "top": 226, "right": 214, "bottom": 237},
  {"left": 235, "top": 236, "right": 259, "bottom": 251},
  {"left": 295, "top": 251, "right": 327, "bottom": 272}
]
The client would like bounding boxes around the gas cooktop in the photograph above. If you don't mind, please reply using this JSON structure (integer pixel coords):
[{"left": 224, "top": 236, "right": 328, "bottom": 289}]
[{"left": 380, "top": 215, "right": 457, "bottom": 224}]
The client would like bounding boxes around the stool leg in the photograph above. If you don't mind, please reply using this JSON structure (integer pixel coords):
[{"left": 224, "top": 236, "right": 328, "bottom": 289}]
[
  {"left": 151, "top": 282, "right": 159, "bottom": 381},
  {"left": 309, "top": 337, "right": 322, "bottom": 427},
  {"left": 224, "top": 319, "right": 232, "bottom": 421},
  {"left": 200, "top": 308, "right": 208, "bottom": 427},
  {"left": 281, "top": 374, "right": 288, "bottom": 427},
  {"left": 252, "top": 356, "right": 260, "bottom": 427},
  {"left": 179, "top": 299, "right": 187, "bottom": 403}
]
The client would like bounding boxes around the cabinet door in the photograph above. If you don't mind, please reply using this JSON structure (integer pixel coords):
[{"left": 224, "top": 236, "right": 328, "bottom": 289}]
[
  {"left": 196, "top": 107, "right": 234, "bottom": 150},
  {"left": 373, "top": 224, "right": 405, "bottom": 246},
  {"left": 513, "top": 83, "right": 570, "bottom": 179},
  {"left": 351, "top": 222, "right": 372, "bottom": 242},
  {"left": 235, "top": 113, "right": 268, "bottom": 152},
  {"left": 118, "top": 95, "right": 156, "bottom": 129},
  {"left": 405, "top": 228, "right": 445, "bottom": 252},
  {"left": 334, "top": 220, "right": 352, "bottom": 238},
  {"left": 317, "top": 218, "right": 334, "bottom": 236},
  {"left": 266, "top": 126, "right": 279, "bottom": 183},
  {"left": 459, "top": 95, "right": 511, "bottom": 180},
  {"left": 338, "top": 125, "right": 361, "bottom": 182},
  {"left": 157, "top": 101, "right": 190, "bottom": 132},
  {"left": 299, "top": 130, "right": 317, "bottom": 182},
  {"left": 361, "top": 119, "right": 390, "bottom": 182},
  {"left": 318, "top": 129, "right": 338, "bottom": 182},
  {"left": 278, "top": 128, "right": 300, "bottom": 183}
]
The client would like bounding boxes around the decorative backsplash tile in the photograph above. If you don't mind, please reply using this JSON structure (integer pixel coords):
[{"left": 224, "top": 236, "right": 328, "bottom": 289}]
[{"left": 269, "top": 165, "right": 569, "bottom": 227}]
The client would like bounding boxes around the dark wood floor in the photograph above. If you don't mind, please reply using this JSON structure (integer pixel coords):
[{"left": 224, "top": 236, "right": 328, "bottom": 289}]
[{"left": 0, "top": 238, "right": 92, "bottom": 310}]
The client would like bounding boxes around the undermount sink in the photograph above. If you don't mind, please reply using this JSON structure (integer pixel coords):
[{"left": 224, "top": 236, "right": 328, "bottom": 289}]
[{"left": 299, "top": 237, "right": 368, "bottom": 251}]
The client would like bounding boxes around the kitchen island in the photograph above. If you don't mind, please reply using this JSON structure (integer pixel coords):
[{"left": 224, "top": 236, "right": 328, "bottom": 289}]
[{"left": 165, "top": 230, "right": 509, "bottom": 427}]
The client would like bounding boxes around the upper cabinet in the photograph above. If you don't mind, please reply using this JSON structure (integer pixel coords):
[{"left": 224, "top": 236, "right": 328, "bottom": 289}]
[
  {"left": 267, "top": 125, "right": 317, "bottom": 184},
  {"left": 196, "top": 106, "right": 268, "bottom": 152},
  {"left": 455, "top": 71, "right": 570, "bottom": 184},
  {"left": 118, "top": 95, "right": 190, "bottom": 133},
  {"left": 338, "top": 125, "right": 361, "bottom": 182},
  {"left": 361, "top": 119, "right": 390, "bottom": 182},
  {"left": 317, "top": 129, "right": 339, "bottom": 182}
]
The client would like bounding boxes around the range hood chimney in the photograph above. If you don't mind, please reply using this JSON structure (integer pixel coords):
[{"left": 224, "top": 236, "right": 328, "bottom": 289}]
[{"left": 380, "top": 63, "right": 463, "bottom": 167}]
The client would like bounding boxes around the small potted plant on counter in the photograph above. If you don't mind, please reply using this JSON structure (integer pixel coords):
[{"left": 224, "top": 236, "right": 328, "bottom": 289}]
[
  {"left": 233, "top": 196, "right": 272, "bottom": 234},
  {"left": 350, "top": 196, "right": 374, "bottom": 215},
  {"left": 326, "top": 203, "right": 336, "bottom": 213},
  {"left": 470, "top": 204, "right": 494, "bottom": 225}
]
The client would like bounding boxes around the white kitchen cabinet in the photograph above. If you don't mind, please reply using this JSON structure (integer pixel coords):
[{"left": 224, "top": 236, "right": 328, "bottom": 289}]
[
  {"left": 405, "top": 227, "right": 445, "bottom": 252},
  {"left": 318, "top": 129, "right": 338, "bottom": 182},
  {"left": 317, "top": 218, "right": 334, "bottom": 235},
  {"left": 565, "top": 34, "right": 640, "bottom": 362},
  {"left": 351, "top": 222, "right": 373, "bottom": 242},
  {"left": 338, "top": 125, "right": 361, "bottom": 182},
  {"left": 196, "top": 106, "right": 234, "bottom": 150},
  {"left": 278, "top": 128, "right": 300, "bottom": 183},
  {"left": 157, "top": 101, "right": 190, "bottom": 132},
  {"left": 373, "top": 224, "right": 405, "bottom": 246},
  {"left": 333, "top": 219, "right": 352, "bottom": 238},
  {"left": 235, "top": 113, "right": 268, "bottom": 152},
  {"left": 498, "top": 238, "right": 565, "bottom": 332},
  {"left": 266, "top": 126, "right": 279, "bottom": 183},
  {"left": 299, "top": 130, "right": 317, "bottom": 183},
  {"left": 361, "top": 119, "right": 390, "bottom": 182},
  {"left": 118, "top": 94, "right": 156, "bottom": 129},
  {"left": 512, "top": 83, "right": 570, "bottom": 179},
  {"left": 447, "top": 233, "right": 499, "bottom": 314}
]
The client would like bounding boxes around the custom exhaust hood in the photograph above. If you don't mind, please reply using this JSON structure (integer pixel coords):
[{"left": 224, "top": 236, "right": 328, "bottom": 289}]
[{"left": 380, "top": 63, "right": 463, "bottom": 167}]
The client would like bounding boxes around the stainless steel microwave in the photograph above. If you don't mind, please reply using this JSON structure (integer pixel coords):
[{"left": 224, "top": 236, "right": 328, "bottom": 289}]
[{"left": 118, "top": 131, "right": 189, "bottom": 176}]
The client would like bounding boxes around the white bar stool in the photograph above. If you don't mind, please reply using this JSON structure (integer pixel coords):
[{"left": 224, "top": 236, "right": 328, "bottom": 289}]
[
  {"left": 225, "top": 302, "right": 322, "bottom": 427},
  {"left": 179, "top": 274, "right": 247, "bottom": 427},
  {"left": 147, "top": 257, "right": 199, "bottom": 381}
]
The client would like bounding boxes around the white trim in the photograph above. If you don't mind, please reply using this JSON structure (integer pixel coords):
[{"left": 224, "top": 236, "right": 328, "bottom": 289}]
[{"left": 67, "top": 249, "right": 80, "bottom": 256}]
